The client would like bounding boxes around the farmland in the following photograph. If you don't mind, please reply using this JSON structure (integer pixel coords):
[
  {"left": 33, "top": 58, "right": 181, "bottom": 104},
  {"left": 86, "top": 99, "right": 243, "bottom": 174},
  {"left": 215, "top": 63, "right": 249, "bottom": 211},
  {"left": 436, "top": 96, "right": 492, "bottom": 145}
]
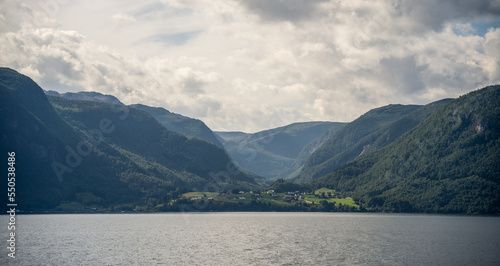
[{"left": 173, "top": 187, "right": 360, "bottom": 211}]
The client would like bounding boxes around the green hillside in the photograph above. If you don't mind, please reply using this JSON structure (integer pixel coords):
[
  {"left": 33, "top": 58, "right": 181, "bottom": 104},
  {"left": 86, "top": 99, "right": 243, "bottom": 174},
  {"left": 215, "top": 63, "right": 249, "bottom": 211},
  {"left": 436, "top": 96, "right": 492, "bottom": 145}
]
[
  {"left": 45, "top": 91, "right": 224, "bottom": 149},
  {"left": 315, "top": 85, "right": 500, "bottom": 213},
  {"left": 296, "top": 104, "right": 422, "bottom": 182},
  {"left": 130, "top": 104, "right": 224, "bottom": 148},
  {"left": 289, "top": 123, "right": 346, "bottom": 177}
]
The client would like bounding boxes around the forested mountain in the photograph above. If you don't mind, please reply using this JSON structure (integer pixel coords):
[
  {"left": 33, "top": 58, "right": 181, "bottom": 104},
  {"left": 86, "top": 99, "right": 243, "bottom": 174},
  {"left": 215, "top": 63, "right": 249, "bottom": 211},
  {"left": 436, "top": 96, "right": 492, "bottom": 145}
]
[
  {"left": 216, "top": 122, "right": 342, "bottom": 180},
  {"left": 0, "top": 68, "right": 256, "bottom": 211},
  {"left": 45, "top": 90, "right": 224, "bottom": 148},
  {"left": 315, "top": 85, "right": 500, "bottom": 213},
  {"left": 287, "top": 123, "right": 347, "bottom": 179},
  {"left": 287, "top": 122, "right": 346, "bottom": 179},
  {"left": 295, "top": 104, "right": 423, "bottom": 183},
  {"left": 130, "top": 104, "right": 224, "bottom": 148}
]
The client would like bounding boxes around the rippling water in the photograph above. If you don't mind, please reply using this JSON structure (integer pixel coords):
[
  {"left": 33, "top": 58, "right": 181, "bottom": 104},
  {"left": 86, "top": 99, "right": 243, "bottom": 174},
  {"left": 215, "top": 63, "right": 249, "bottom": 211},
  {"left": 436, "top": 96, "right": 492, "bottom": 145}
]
[{"left": 1, "top": 213, "right": 499, "bottom": 265}]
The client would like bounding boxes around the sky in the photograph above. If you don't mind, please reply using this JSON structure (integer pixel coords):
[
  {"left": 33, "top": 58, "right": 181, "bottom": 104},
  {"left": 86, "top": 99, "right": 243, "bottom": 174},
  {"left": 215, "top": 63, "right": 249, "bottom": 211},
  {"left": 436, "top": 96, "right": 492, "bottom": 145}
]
[{"left": 1, "top": 0, "right": 500, "bottom": 132}]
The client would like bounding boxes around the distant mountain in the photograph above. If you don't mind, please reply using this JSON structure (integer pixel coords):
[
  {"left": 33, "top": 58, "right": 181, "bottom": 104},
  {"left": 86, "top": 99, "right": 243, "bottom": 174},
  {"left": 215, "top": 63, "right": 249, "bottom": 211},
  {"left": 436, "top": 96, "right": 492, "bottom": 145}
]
[
  {"left": 0, "top": 68, "right": 257, "bottom": 211},
  {"left": 215, "top": 131, "right": 249, "bottom": 143},
  {"left": 315, "top": 85, "right": 500, "bottom": 213},
  {"left": 45, "top": 90, "right": 124, "bottom": 105},
  {"left": 129, "top": 104, "right": 224, "bottom": 148},
  {"left": 295, "top": 104, "right": 423, "bottom": 183},
  {"left": 45, "top": 90, "right": 224, "bottom": 148},
  {"left": 216, "top": 122, "right": 342, "bottom": 180}
]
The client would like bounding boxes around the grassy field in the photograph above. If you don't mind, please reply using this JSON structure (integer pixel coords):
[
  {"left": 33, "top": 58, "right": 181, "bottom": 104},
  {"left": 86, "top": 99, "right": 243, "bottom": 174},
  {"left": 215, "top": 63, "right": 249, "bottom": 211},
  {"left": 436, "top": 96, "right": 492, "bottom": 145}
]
[
  {"left": 181, "top": 192, "right": 219, "bottom": 198},
  {"left": 180, "top": 189, "right": 360, "bottom": 210},
  {"left": 303, "top": 187, "right": 359, "bottom": 208},
  {"left": 303, "top": 196, "right": 359, "bottom": 208}
]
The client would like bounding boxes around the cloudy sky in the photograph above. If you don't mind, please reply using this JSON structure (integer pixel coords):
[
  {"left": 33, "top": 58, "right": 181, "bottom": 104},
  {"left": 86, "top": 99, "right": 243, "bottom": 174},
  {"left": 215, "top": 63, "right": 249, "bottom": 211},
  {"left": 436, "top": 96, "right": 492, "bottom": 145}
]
[{"left": 1, "top": 0, "right": 500, "bottom": 132}]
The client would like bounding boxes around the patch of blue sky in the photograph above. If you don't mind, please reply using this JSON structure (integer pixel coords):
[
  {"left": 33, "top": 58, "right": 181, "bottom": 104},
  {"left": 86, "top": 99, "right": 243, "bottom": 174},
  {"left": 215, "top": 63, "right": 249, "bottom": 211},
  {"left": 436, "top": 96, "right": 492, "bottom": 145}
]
[
  {"left": 471, "top": 19, "right": 500, "bottom": 36},
  {"left": 453, "top": 19, "right": 500, "bottom": 36}
]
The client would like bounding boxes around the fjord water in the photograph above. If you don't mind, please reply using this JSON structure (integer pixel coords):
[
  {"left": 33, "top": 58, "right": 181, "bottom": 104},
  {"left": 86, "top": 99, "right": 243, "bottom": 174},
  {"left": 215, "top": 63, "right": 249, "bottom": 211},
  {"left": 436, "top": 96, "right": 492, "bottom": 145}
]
[{"left": 1, "top": 213, "right": 499, "bottom": 265}]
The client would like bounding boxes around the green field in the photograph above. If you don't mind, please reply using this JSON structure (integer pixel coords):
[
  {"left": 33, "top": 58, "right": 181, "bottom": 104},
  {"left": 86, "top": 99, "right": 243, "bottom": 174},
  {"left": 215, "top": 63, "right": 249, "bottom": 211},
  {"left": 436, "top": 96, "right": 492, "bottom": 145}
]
[
  {"left": 180, "top": 189, "right": 360, "bottom": 210},
  {"left": 303, "top": 197, "right": 359, "bottom": 208},
  {"left": 181, "top": 192, "right": 219, "bottom": 198},
  {"left": 304, "top": 188, "right": 359, "bottom": 208}
]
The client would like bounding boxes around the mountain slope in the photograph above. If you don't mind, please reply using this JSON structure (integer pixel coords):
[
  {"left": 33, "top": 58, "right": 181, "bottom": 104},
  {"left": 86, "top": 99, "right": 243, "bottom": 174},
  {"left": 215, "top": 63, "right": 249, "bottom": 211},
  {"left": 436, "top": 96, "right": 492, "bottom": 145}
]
[
  {"left": 1, "top": 68, "right": 87, "bottom": 209},
  {"left": 49, "top": 97, "right": 252, "bottom": 185},
  {"left": 288, "top": 123, "right": 346, "bottom": 179},
  {"left": 315, "top": 85, "right": 500, "bottom": 213},
  {"left": 296, "top": 104, "right": 422, "bottom": 183},
  {"left": 216, "top": 122, "right": 342, "bottom": 180},
  {"left": 0, "top": 68, "right": 256, "bottom": 210},
  {"left": 45, "top": 90, "right": 125, "bottom": 105},
  {"left": 45, "top": 90, "right": 224, "bottom": 148},
  {"left": 129, "top": 104, "right": 224, "bottom": 148}
]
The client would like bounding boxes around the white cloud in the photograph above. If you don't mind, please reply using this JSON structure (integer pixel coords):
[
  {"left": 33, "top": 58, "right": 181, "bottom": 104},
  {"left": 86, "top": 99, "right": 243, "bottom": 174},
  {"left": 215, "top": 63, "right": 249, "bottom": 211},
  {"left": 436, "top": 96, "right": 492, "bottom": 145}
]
[
  {"left": 1, "top": 0, "right": 499, "bottom": 132},
  {"left": 112, "top": 13, "right": 136, "bottom": 23},
  {"left": 484, "top": 28, "right": 500, "bottom": 81}
]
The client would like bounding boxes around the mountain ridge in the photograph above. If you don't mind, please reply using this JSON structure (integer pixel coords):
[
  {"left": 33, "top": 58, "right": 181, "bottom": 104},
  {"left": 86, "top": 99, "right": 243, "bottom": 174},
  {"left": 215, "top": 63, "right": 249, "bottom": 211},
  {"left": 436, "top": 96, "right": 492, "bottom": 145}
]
[
  {"left": 44, "top": 90, "right": 224, "bottom": 148},
  {"left": 295, "top": 104, "right": 422, "bottom": 183},
  {"left": 314, "top": 85, "right": 500, "bottom": 213},
  {"left": 130, "top": 104, "right": 224, "bottom": 148}
]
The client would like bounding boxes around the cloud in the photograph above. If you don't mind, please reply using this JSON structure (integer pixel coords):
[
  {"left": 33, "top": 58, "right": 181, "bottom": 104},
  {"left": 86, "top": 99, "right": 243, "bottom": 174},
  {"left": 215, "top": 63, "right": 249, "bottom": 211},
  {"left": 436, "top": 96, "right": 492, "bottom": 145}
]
[
  {"left": 1, "top": 0, "right": 500, "bottom": 132},
  {"left": 0, "top": 0, "right": 59, "bottom": 32},
  {"left": 392, "top": 0, "right": 500, "bottom": 33},
  {"left": 236, "top": 0, "right": 329, "bottom": 22},
  {"left": 484, "top": 28, "right": 500, "bottom": 80},
  {"left": 142, "top": 30, "right": 203, "bottom": 46},
  {"left": 133, "top": 1, "right": 191, "bottom": 20},
  {"left": 380, "top": 55, "right": 426, "bottom": 95},
  {"left": 112, "top": 13, "right": 136, "bottom": 23}
]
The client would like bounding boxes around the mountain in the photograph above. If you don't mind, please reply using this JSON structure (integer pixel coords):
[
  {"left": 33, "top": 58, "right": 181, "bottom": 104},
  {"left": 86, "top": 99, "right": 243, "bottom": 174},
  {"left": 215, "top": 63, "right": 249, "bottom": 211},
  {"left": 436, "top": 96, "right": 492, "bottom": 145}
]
[
  {"left": 295, "top": 104, "right": 424, "bottom": 183},
  {"left": 0, "top": 68, "right": 257, "bottom": 211},
  {"left": 289, "top": 122, "right": 346, "bottom": 178},
  {"left": 315, "top": 85, "right": 500, "bottom": 213},
  {"left": 129, "top": 104, "right": 224, "bottom": 148},
  {"left": 216, "top": 122, "right": 342, "bottom": 180},
  {"left": 45, "top": 90, "right": 125, "bottom": 105},
  {"left": 45, "top": 90, "right": 224, "bottom": 148},
  {"left": 215, "top": 131, "right": 250, "bottom": 143}
]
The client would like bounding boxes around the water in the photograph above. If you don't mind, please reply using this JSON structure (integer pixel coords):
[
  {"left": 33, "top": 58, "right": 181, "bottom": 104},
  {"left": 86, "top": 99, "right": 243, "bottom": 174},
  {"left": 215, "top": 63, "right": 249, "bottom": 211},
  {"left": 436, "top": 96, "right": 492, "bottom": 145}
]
[{"left": 1, "top": 213, "right": 499, "bottom": 265}]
